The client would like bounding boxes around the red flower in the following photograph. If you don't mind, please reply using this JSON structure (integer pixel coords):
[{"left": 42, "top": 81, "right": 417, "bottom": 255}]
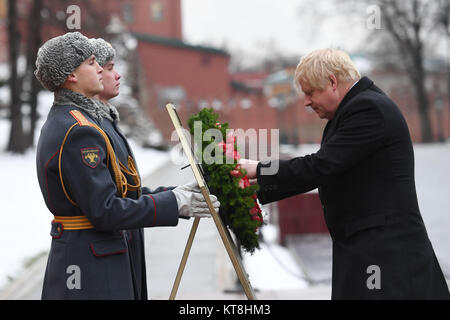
[
  {"left": 250, "top": 207, "right": 259, "bottom": 216},
  {"left": 238, "top": 175, "right": 251, "bottom": 189},
  {"left": 230, "top": 169, "right": 241, "bottom": 178},
  {"left": 252, "top": 215, "right": 262, "bottom": 223},
  {"left": 249, "top": 201, "right": 262, "bottom": 216},
  {"left": 218, "top": 140, "right": 239, "bottom": 160},
  {"left": 229, "top": 164, "right": 243, "bottom": 178},
  {"left": 225, "top": 146, "right": 234, "bottom": 158},
  {"left": 245, "top": 176, "right": 251, "bottom": 187},
  {"left": 224, "top": 146, "right": 240, "bottom": 161},
  {"left": 217, "top": 141, "right": 226, "bottom": 151},
  {"left": 226, "top": 131, "right": 236, "bottom": 145},
  {"left": 215, "top": 122, "right": 222, "bottom": 128}
]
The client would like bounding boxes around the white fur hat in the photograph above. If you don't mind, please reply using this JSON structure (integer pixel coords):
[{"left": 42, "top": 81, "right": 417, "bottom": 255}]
[{"left": 34, "top": 32, "right": 94, "bottom": 92}]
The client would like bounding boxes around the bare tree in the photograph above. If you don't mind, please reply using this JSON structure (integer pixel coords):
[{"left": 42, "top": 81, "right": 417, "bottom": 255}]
[
  {"left": 6, "top": 0, "right": 43, "bottom": 153},
  {"left": 436, "top": 0, "right": 450, "bottom": 133},
  {"left": 297, "top": 0, "right": 446, "bottom": 142},
  {"left": 24, "top": 0, "right": 43, "bottom": 148},
  {"left": 5, "top": 0, "right": 112, "bottom": 153},
  {"left": 372, "top": 0, "right": 445, "bottom": 142},
  {"left": 6, "top": 0, "right": 26, "bottom": 153}
]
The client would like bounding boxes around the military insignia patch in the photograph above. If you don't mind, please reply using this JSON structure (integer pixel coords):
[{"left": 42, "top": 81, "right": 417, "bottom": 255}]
[{"left": 81, "top": 147, "right": 100, "bottom": 168}]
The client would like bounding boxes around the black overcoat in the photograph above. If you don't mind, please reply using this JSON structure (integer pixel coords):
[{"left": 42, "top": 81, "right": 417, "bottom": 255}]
[
  {"left": 36, "top": 98, "right": 179, "bottom": 299},
  {"left": 257, "top": 77, "right": 450, "bottom": 299}
]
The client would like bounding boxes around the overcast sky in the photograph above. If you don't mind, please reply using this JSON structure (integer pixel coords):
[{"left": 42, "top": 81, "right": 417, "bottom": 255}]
[{"left": 181, "top": 0, "right": 370, "bottom": 64}]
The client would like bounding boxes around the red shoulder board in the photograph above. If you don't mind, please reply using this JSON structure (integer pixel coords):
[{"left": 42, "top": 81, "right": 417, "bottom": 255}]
[{"left": 69, "top": 110, "right": 91, "bottom": 126}]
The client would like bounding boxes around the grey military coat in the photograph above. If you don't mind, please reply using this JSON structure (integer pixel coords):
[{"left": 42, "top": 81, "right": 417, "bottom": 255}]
[{"left": 36, "top": 90, "right": 179, "bottom": 299}]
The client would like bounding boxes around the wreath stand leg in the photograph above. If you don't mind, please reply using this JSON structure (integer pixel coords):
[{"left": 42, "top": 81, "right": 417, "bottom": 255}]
[{"left": 169, "top": 217, "right": 200, "bottom": 300}]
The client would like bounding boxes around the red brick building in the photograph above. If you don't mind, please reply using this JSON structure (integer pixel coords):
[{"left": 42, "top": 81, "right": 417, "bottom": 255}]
[{"left": 0, "top": 0, "right": 8, "bottom": 63}]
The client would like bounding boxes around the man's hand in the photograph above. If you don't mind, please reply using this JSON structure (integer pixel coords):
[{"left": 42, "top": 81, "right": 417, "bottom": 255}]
[
  {"left": 172, "top": 181, "right": 220, "bottom": 218},
  {"left": 238, "top": 159, "right": 259, "bottom": 180}
]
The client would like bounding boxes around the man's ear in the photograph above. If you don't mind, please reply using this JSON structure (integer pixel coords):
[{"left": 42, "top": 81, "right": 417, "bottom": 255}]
[
  {"left": 329, "top": 74, "right": 338, "bottom": 91},
  {"left": 60, "top": 72, "right": 77, "bottom": 90},
  {"left": 66, "top": 72, "right": 77, "bottom": 84}
]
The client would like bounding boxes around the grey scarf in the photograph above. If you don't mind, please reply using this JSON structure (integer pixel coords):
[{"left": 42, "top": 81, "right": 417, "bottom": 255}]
[{"left": 54, "top": 88, "right": 119, "bottom": 122}]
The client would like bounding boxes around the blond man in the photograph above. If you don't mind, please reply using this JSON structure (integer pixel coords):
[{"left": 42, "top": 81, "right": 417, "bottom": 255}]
[{"left": 241, "top": 48, "right": 449, "bottom": 299}]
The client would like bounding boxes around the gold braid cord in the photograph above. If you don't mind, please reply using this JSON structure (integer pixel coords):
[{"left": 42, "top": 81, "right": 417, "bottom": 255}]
[{"left": 58, "top": 110, "right": 140, "bottom": 206}]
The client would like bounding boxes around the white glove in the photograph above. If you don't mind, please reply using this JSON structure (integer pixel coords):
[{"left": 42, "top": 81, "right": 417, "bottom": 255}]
[{"left": 172, "top": 181, "right": 220, "bottom": 218}]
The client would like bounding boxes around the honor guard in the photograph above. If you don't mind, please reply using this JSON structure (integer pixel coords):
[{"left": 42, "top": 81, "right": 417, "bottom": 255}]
[{"left": 35, "top": 32, "right": 219, "bottom": 299}]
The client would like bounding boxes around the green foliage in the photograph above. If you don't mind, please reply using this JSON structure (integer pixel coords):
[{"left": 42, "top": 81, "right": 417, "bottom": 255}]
[{"left": 188, "top": 108, "right": 263, "bottom": 253}]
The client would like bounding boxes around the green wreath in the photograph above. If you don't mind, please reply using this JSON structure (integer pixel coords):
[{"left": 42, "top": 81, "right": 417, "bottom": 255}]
[{"left": 188, "top": 108, "right": 263, "bottom": 253}]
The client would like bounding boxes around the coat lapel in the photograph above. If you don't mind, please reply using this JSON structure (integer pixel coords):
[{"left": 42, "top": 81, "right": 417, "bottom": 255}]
[{"left": 321, "top": 120, "right": 333, "bottom": 146}]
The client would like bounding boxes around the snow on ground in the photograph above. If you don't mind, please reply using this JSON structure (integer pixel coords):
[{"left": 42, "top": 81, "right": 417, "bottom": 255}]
[
  {"left": 244, "top": 224, "right": 308, "bottom": 290},
  {"left": 412, "top": 143, "right": 450, "bottom": 275}
]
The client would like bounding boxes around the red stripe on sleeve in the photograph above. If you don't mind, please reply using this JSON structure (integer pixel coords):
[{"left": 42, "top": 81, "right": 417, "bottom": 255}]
[{"left": 147, "top": 194, "right": 157, "bottom": 226}]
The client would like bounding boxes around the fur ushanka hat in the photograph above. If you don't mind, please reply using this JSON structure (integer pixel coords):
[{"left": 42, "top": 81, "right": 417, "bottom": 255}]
[
  {"left": 34, "top": 32, "right": 94, "bottom": 92},
  {"left": 90, "top": 38, "right": 116, "bottom": 67}
]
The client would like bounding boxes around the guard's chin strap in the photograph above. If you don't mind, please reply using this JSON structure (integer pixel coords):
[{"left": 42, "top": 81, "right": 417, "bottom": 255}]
[{"left": 59, "top": 110, "right": 141, "bottom": 207}]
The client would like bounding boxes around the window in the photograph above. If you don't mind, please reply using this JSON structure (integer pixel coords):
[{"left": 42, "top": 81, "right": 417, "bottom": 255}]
[
  {"left": 0, "top": 0, "right": 7, "bottom": 20},
  {"left": 212, "top": 99, "right": 223, "bottom": 110},
  {"left": 200, "top": 54, "right": 211, "bottom": 66},
  {"left": 151, "top": 1, "right": 164, "bottom": 22},
  {"left": 240, "top": 98, "right": 252, "bottom": 109},
  {"left": 198, "top": 100, "right": 209, "bottom": 109},
  {"left": 122, "top": 3, "right": 134, "bottom": 24}
]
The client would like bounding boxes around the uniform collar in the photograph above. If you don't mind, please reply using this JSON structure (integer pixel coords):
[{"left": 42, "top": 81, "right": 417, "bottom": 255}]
[
  {"left": 53, "top": 88, "right": 118, "bottom": 122},
  {"left": 92, "top": 99, "right": 120, "bottom": 122}
]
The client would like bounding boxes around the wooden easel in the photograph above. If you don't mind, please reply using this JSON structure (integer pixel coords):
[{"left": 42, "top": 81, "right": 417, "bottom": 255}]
[{"left": 166, "top": 104, "right": 256, "bottom": 300}]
